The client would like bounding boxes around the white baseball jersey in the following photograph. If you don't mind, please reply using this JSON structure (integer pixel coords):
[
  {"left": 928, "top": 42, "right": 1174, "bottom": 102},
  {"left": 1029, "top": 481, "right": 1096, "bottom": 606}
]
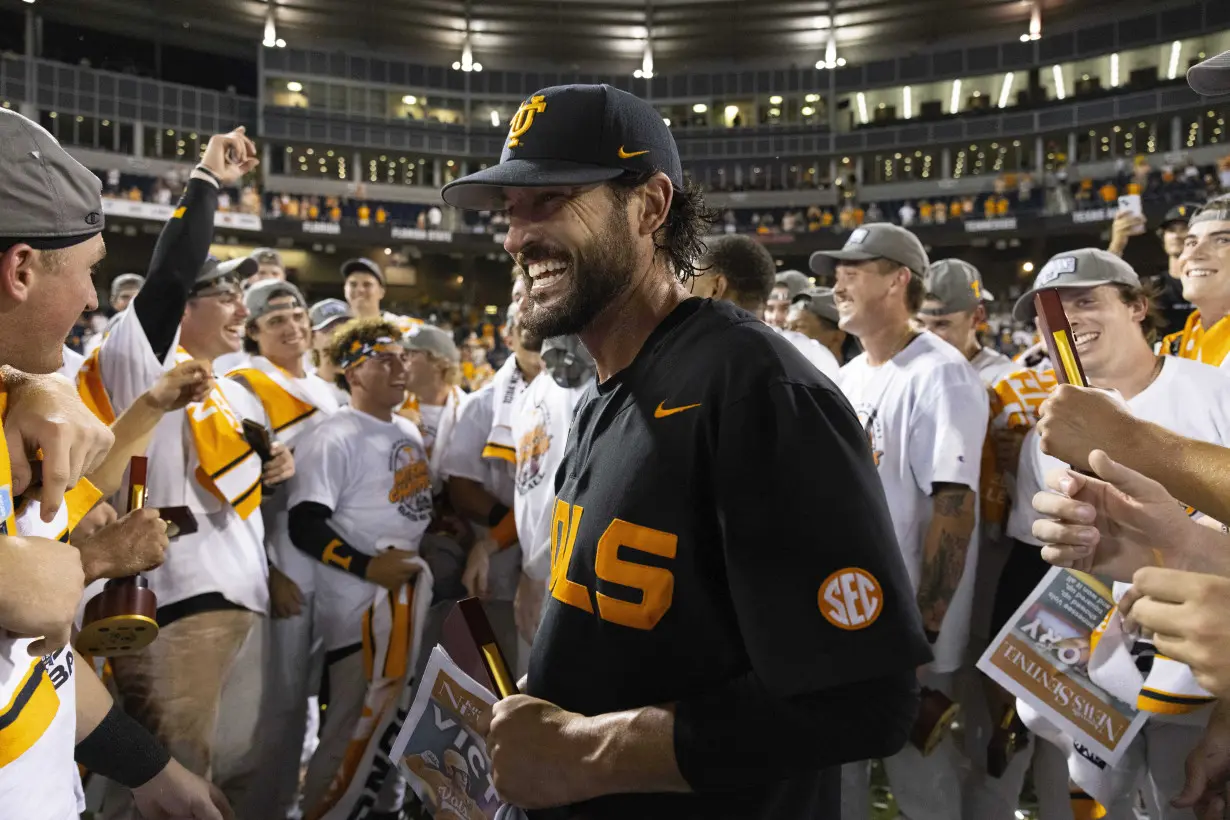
[
  {"left": 416, "top": 385, "right": 465, "bottom": 495},
  {"left": 780, "top": 328, "right": 842, "bottom": 382},
  {"left": 439, "top": 383, "right": 515, "bottom": 507},
  {"left": 0, "top": 485, "right": 101, "bottom": 819},
  {"left": 92, "top": 309, "right": 269, "bottom": 613},
  {"left": 970, "top": 346, "right": 1016, "bottom": 387},
  {"left": 229, "top": 359, "right": 342, "bottom": 594},
  {"left": 1009, "top": 356, "right": 1230, "bottom": 546},
  {"left": 512, "top": 371, "right": 587, "bottom": 581},
  {"left": 838, "top": 331, "right": 989, "bottom": 673},
  {"left": 288, "top": 406, "right": 433, "bottom": 651}
]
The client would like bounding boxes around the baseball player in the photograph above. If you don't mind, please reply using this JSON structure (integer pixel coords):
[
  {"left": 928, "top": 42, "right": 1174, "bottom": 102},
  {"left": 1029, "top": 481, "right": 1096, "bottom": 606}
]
[
  {"left": 244, "top": 247, "right": 287, "bottom": 290},
  {"left": 815, "top": 224, "right": 988, "bottom": 820},
  {"left": 787, "top": 287, "right": 848, "bottom": 373},
  {"left": 0, "top": 108, "right": 232, "bottom": 820},
  {"left": 917, "top": 259, "right": 1016, "bottom": 386},
  {"left": 341, "top": 257, "right": 422, "bottom": 337},
  {"left": 226, "top": 279, "right": 343, "bottom": 819},
  {"left": 307, "top": 297, "right": 354, "bottom": 404},
  {"left": 1161, "top": 195, "right": 1230, "bottom": 368},
  {"left": 764, "top": 269, "right": 810, "bottom": 328},
  {"left": 1007, "top": 248, "right": 1230, "bottom": 819},
  {"left": 402, "top": 324, "right": 467, "bottom": 493},
  {"left": 287, "top": 317, "right": 434, "bottom": 815},
  {"left": 441, "top": 83, "right": 929, "bottom": 818}
]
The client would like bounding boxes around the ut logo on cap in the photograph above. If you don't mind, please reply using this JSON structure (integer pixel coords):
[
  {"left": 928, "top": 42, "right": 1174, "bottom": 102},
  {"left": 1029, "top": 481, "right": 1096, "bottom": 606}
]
[
  {"left": 971, "top": 279, "right": 982, "bottom": 299},
  {"left": 507, "top": 95, "right": 547, "bottom": 149},
  {"left": 819, "top": 567, "right": 883, "bottom": 630}
]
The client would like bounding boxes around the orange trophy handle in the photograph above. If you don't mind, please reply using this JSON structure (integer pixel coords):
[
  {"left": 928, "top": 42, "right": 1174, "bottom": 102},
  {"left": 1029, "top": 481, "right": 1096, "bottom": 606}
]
[{"left": 76, "top": 456, "right": 159, "bottom": 656}]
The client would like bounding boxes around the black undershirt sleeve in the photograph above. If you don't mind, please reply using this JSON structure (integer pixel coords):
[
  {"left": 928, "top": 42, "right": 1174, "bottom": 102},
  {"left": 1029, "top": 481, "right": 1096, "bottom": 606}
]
[
  {"left": 131, "top": 177, "right": 219, "bottom": 362},
  {"left": 673, "top": 668, "right": 918, "bottom": 791},
  {"left": 287, "top": 501, "right": 372, "bottom": 579}
]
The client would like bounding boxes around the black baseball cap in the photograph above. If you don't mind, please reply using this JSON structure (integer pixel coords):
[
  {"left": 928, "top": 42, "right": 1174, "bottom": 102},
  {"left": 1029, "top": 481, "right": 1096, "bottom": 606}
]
[
  {"left": 341, "top": 257, "right": 384, "bottom": 285},
  {"left": 1160, "top": 203, "right": 1201, "bottom": 230},
  {"left": 441, "top": 84, "right": 683, "bottom": 211}
]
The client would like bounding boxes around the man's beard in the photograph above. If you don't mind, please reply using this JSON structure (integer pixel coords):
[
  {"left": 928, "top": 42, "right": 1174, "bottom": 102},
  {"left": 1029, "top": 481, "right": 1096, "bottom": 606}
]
[{"left": 519, "top": 219, "right": 637, "bottom": 339}]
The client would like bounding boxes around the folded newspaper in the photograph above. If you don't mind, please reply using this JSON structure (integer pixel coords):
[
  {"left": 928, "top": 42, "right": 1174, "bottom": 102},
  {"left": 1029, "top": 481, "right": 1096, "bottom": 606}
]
[
  {"left": 977, "top": 567, "right": 1148, "bottom": 764},
  {"left": 390, "top": 645, "right": 526, "bottom": 820}
]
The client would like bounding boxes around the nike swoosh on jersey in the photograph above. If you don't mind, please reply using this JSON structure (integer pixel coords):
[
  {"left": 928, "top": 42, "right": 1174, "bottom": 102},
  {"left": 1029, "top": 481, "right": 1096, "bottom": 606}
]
[
  {"left": 618, "top": 146, "right": 650, "bottom": 159},
  {"left": 654, "top": 401, "right": 701, "bottom": 418}
]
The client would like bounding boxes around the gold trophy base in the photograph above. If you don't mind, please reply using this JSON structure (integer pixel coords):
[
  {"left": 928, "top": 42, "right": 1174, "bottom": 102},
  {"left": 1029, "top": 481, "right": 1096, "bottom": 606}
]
[
  {"left": 911, "top": 687, "right": 961, "bottom": 757},
  {"left": 987, "top": 706, "right": 1028, "bottom": 778},
  {"left": 77, "top": 579, "right": 159, "bottom": 657}
]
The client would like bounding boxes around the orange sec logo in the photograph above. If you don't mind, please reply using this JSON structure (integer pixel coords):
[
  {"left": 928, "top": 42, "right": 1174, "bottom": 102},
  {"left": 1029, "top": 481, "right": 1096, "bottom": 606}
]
[{"left": 819, "top": 568, "right": 883, "bottom": 631}]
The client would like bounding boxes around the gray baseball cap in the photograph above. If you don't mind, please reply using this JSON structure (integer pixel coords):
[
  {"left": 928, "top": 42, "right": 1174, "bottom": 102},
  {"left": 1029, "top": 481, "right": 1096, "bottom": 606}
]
[
  {"left": 809, "top": 223, "right": 929, "bottom": 277},
  {"left": 772, "top": 270, "right": 811, "bottom": 299},
  {"left": 0, "top": 109, "right": 104, "bottom": 246},
  {"left": 244, "top": 279, "right": 306, "bottom": 322},
  {"left": 921, "top": 259, "right": 994, "bottom": 315},
  {"left": 341, "top": 257, "right": 384, "bottom": 286},
  {"left": 1012, "top": 248, "right": 1140, "bottom": 321},
  {"left": 791, "top": 287, "right": 840, "bottom": 324},
  {"left": 403, "top": 324, "right": 460, "bottom": 364},
  {"left": 196, "top": 255, "right": 259, "bottom": 292},
  {"left": 309, "top": 298, "right": 352, "bottom": 332},
  {"left": 109, "top": 273, "right": 145, "bottom": 302},
  {"left": 250, "top": 247, "right": 284, "bottom": 269},
  {"left": 1189, "top": 50, "right": 1230, "bottom": 97}
]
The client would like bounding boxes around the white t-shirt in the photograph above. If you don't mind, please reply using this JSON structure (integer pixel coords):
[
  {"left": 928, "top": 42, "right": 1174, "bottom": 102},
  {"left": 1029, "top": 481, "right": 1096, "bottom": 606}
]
[
  {"left": 780, "top": 328, "right": 842, "bottom": 383},
  {"left": 1009, "top": 357, "right": 1230, "bottom": 547},
  {"left": 94, "top": 310, "right": 268, "bottom": 613},
  {"left": 418, "top": 404, "right": 445, "bottom": 456},
  {"left": 212, "top": 350, "right": 250, "bottom": 375},
  {"left": 229, "top": 361, "right": 342, "bottom": 594},
  {"left": 512, "top": 372, "right": 588, "bottom": 581},
  {"left": 838, "top": 331, "right": 989, "bottom": 672},
  {"left": 57, "top": 345, "right": 84, "bottom": 382},
  {"left": 0, "top": 496, "right": 93, "bottom": 819},
  {"left": 439, "top": 383, "right": 515, "bottom": 507},
  {"left": 288, "top": 406, "right": 433, "bottom": 650},
  {"left": 970, "top": 345, "right": 1017, "bottom": 387}
]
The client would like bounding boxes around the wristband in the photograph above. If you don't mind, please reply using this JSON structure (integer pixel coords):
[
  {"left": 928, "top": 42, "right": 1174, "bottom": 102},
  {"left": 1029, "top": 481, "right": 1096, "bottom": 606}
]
[
  {"left": 75, "top": 703, "right": 171, "bottom": 789},
  {"left": 489, "top": 509, "right": 517, "bottom": 550},
  {"left": 487, "top": 503, "right": 510, "bottom": 528},
  {"left": 190, "top": 165, "right": 221, "bottom": 188}
]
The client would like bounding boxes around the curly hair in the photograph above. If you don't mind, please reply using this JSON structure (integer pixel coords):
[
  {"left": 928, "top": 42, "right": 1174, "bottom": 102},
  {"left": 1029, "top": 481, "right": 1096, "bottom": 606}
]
[
  {"left": 325, "top": 317, "right": 402, "bottom": 392},
  {"left": 610, "top": 171, "right": 719, "bottom": 283},
  {"left": 1113, "top": 281, "right": 1166, "bottom": 346}
]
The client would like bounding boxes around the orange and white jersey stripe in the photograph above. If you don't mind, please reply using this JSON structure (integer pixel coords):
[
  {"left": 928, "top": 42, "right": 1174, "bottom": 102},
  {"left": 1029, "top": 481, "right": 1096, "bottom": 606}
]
[{"left": 1161, "top": 310, "right": 1230, "bottom": 370}]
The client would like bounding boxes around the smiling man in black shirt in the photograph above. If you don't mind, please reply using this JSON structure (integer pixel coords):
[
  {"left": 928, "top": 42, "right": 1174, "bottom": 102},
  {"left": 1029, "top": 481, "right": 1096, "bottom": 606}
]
[{"left": 441, "top": 83, "right": 931, "bottom": 819}]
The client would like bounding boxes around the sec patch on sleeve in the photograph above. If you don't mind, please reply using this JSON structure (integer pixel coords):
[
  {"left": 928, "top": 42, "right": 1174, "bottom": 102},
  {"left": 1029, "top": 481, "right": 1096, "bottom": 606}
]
[{"left": 819, "top": 568, "right": 883, "bottom": 631}]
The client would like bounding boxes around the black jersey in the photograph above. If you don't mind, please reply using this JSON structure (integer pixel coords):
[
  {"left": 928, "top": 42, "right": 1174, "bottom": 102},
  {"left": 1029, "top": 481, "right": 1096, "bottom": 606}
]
[{"left": 527, "top": 298, "right": 930, "bottom": 820}]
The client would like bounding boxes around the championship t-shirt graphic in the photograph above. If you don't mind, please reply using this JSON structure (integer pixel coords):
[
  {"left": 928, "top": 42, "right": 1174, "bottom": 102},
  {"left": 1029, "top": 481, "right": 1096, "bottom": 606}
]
[
  {"left": 515, "top": 399, "right": 552, "bottom": 494},
  {"left": 389, "top": 439, "right": 434, "bottom": 522}
]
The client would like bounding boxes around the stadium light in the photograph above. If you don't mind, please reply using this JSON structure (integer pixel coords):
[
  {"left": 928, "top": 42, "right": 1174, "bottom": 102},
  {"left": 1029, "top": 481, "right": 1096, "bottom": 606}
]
[
  {"left": 769, "top": 95, "right": 783, "bottom": 105},
  {"left": 805, "top": 93, "right": 820, "bottom": 103},
  {"left": 856, "top": 92, "right": 869, "bottom": 125},
  {"left": 724, "top": 104, "right": 739, "bottom": 119},
  {"left": 1051, "top": 65, "right": 1065, "bottom": 100},
  {"left": 286, "top": 81, "right": 303, "bottom": 92},
  {"left": 693, "top": 103, "right": 708, "bottom": 114},
  {"left": 1110, "top": 53, "right": 1120, "bottom": 88},
  {"left": 262, "top": 2, "right": 285, "bottom": 47},
  {"left": 950, "top": 79, "right": 962, "bottom": 114},
  {"left": 453, "top": 32, "right": 482, "bottom": 72},
  {"left": 998, "top": 72, "right": 1015, "bottom": 109},
  {"left": 489, "top": 109, "right": 500, "bottom": 127},
  {"left": 902, "top": 86, "right": 912, "bottom": 119},
  {"left": 402, "top": 95, "right": 417, "bottom": 105},
  {"left": 1022, "top": 261, "right": 1035, "bottom": 273},
  {"left": 1167, "top": 41, "right": 1182, "bottom": 80}
]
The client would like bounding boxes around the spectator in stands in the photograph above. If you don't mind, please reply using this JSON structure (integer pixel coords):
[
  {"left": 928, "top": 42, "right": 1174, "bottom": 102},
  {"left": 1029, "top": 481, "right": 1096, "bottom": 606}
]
[
  {"left": 899, "top": 201, "right": 916, "bottom": 226},
  {"left": 919, "top": 201, "right": 934, "bottom": 225},
  {"left": 358, "top": 202, "right": 371, "bottom": 226},
  {"left": 1109, "top": 203, "right": 1198, "bottom": 338},
  {"left": 375, "top": 205, "right": 388, "bottom": 225},
  {"left": 1098, "top": 179, "right": 1118, "bottom": 208},
  {"left": 865, "top": 202, "right": 883, "bottom": 223},
  {"left": 764, "top": 270, "right": 810, "bottom": 329}
]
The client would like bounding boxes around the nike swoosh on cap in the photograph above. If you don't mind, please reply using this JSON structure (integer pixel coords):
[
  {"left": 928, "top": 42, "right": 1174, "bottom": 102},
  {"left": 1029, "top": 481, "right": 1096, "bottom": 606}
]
[{"left": 618, "top": 146, "right": 650, "bottom": 159}]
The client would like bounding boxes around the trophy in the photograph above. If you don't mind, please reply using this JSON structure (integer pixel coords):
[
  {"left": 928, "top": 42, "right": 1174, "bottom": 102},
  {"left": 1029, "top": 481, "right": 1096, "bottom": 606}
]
[
  {"left": 1033, "top": 288, "right": 1090, "bottom": 387},
  {"left": 910, "top": 687, "right": 961, "bottom": 756},
  {"left": 441, "top": 597, "right": 517, "bottom": 698},
  {"left": 77, "top": 457, "right": 159, "bottom": 656},
  {"left": 242, "top": 418, "right": 276, "bottom": 496}
]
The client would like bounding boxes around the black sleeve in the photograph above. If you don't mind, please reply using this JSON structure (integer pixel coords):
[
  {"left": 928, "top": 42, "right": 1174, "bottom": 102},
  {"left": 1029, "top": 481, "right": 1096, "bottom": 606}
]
[
  {"left": 674, "top": 668, "right": 918, "bottom": 790},
  {"left": 287, "top": 501, "right": 372, "bottom": 579},
  {"left": 131, "top": 177, "right": 219, "bottom": 362},
  {"left": 713, "top": 379, "right": 932, "bottom": 697}
]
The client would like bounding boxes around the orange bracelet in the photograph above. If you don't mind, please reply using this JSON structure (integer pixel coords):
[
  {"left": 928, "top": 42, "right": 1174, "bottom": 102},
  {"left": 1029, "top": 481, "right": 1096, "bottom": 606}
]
[{"left": 489, "top": 509, "right": 517, "bottom": 550}]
